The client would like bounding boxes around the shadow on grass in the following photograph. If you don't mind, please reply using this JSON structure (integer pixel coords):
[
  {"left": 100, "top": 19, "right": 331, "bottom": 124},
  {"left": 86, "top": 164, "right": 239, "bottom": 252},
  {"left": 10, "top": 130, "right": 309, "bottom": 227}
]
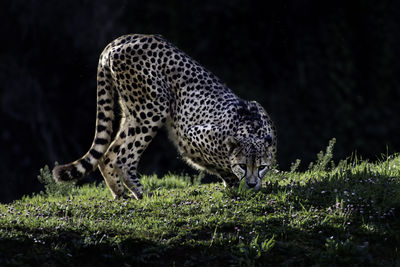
[
  {"left": 0, "top": 229, "right": 240, "bottom": 266},
  {"left": 260, "top": 168, "right": 400, "bottom": 263},
  {"left": 0, "top": 227, "right": 320, "bottom": 267}
]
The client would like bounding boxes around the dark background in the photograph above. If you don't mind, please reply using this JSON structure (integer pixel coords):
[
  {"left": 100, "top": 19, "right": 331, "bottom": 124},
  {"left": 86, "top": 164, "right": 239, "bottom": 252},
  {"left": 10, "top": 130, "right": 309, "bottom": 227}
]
[{"left": 1, "top": 0, "right": 399, "bottom": 202}]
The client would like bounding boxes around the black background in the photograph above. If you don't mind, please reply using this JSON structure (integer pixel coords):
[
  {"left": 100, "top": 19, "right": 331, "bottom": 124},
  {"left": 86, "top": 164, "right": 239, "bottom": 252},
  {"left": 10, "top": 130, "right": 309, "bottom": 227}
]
[{"left": 1, "top": 0, "right": 399, "bottom": 202}]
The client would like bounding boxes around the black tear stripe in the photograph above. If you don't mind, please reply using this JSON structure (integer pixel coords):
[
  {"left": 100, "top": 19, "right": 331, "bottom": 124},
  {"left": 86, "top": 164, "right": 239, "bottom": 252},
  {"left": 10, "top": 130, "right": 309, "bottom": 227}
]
[{"left": 80, "top": 158, "right": 93, "bottom": 172}]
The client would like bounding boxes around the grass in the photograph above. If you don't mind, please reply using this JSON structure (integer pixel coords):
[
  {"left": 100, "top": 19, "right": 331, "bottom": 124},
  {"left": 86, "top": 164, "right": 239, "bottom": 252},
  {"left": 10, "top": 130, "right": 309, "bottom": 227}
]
[{"left": 1, "top": 141, "right": 400, "bottom": 266}]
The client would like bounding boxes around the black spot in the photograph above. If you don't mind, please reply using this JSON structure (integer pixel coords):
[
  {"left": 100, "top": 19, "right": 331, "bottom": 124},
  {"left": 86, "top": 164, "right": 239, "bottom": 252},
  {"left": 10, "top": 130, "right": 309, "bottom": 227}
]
[
  {"left": 90, "top": 149, "right": 103, "bottom": 159},
  {"left": 152, "top": 115, "right": 160, "bottom": 122},
  {"left": 95, "top": 138, "right": 108, "bottom": 145},
  {"left": 80, "top": 159, "right": 93, "bottom": 172},
  {"left": 98, "top": 112, "right": 106, "bottom": 120},
  {"left": 144, "top": 135, "right": 152, "bottom": 142},
  {"left": 70, "top": 166, "right": 80, "bottom": 178},
  {"left": 113, "top": 145, "right": 120, "bottom": 153},
  {"left": 120, "top": 131, "right": 126, "bottom": 138},
  {"left": 142, "top": 127, "right": 148, "bottom": 134},
  {"left": 128, "top": 143, "right": 133, "bottom": 150},
  {"left": 59, "top": 169, "right": 69, "bottom": 180},
  {"left": 97, "top": 125, "right": 107, "bottom": 132},
  {"left": 98, "top": 89, "right": 106, "bottom": 97},
  {"left": 264, "top": 135, "right": 272, "bottom": 144},
  {"left": 134, "top": 141, "right": 141, "bottom": 147},
  {"left": 104, "top": 158, "right": 110, "bottom": 165},
  {"left": 128, "top": 127, "right": 135, "bottom": 136}
]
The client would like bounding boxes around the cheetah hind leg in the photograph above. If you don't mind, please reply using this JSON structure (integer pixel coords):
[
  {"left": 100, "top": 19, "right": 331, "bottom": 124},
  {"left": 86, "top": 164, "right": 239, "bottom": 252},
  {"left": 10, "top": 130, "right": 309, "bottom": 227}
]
[
  {"left": 99, "top": 147, "right": 144, "bottom": 200},
  {"left": 112, "top": 119, "right": 165, "bottom": 199},
  {"left": 98, "top": 155, "right": 127, "bottom": 199},
  {"left": 98, "top": 136, "right": 143, "bottom": 200}
]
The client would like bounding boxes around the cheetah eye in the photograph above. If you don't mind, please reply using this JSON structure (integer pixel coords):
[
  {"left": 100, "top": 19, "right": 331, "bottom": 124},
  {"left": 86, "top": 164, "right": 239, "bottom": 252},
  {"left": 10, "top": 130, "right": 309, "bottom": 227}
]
[
  {"left": 238, "top": 164, "right": 247, "bottom": 170},
  {"left": 258, "top": 165, "right": 268, "bottom": 171}
]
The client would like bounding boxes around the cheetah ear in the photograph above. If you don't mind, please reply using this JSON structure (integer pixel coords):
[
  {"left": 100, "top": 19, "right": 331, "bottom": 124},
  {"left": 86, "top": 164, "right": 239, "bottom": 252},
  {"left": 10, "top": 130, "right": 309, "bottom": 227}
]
[{"left": 225, "top": 136, "right": 239, "bottom": 153}]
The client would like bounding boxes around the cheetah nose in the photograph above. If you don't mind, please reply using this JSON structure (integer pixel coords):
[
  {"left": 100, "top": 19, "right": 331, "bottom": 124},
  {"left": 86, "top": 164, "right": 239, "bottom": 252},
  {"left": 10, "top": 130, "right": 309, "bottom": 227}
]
[{"left": 246, "top": 181, "right": 257, "bottom": 188}]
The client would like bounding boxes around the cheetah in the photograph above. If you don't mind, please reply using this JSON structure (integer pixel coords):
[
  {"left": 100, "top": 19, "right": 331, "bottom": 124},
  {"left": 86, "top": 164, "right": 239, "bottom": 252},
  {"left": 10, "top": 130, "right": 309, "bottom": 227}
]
[{"left": 53, "top": 34, "right": 277, "bottom": 199}]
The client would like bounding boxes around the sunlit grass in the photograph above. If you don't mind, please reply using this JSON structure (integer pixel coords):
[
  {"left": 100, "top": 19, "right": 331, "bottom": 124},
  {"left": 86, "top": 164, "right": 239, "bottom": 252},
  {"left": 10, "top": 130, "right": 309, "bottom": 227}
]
[{"left": 1, "top": 143, "right": 399, "bottom": 265}]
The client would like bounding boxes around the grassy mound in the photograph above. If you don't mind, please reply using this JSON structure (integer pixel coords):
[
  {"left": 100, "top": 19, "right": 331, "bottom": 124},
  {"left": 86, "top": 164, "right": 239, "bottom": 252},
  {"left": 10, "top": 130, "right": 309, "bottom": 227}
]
[{"left": 1, "top": 144, "right": 400, "bottom": 266}]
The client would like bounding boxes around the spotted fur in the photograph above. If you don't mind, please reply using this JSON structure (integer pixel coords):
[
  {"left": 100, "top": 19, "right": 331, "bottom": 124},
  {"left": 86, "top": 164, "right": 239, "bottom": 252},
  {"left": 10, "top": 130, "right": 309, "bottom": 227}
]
[{"left": 53, "top": 34, "right": 277, "bottom": 199}]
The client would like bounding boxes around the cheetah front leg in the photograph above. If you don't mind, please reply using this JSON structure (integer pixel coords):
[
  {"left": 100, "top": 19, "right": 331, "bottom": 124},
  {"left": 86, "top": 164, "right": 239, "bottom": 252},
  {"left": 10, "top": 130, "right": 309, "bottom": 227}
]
[
  {"left": 219, "top": 171, "right": 240, "bottom": 188},
  {"left": 183, "top": 124, "right": 240, "bottom": 186}
]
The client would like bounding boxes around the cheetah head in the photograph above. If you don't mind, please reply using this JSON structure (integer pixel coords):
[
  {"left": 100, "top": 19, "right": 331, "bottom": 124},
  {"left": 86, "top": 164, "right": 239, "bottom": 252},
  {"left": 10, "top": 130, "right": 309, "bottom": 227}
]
[{"left": 225, "top": 135, "right": 274, "bottom": 191}]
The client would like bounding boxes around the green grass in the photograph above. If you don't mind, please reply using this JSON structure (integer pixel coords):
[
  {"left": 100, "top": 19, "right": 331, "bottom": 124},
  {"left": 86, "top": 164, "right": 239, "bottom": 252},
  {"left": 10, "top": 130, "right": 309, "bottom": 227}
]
[{"left": 1, "top": 144, "right": 400, "bottom": 266}]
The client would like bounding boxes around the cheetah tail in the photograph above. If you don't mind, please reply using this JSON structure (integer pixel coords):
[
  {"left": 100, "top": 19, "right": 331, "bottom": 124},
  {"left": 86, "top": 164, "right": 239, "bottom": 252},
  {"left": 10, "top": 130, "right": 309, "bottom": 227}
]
[{"left": 53, "top": 49, "right": 115, "bottom": 182}]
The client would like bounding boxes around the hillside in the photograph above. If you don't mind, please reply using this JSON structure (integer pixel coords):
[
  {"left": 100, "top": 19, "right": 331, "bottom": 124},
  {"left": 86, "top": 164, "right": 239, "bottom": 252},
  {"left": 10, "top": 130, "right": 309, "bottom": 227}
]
[{"left": 1, "top": 146, "right": 399, "bottom": 266}]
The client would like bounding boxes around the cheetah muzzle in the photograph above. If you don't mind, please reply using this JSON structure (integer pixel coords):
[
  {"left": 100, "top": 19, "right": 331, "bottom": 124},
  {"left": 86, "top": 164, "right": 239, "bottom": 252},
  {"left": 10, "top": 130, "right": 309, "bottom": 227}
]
[{"left": 53, "top": 34, "right": 277, "bottom": 199}]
